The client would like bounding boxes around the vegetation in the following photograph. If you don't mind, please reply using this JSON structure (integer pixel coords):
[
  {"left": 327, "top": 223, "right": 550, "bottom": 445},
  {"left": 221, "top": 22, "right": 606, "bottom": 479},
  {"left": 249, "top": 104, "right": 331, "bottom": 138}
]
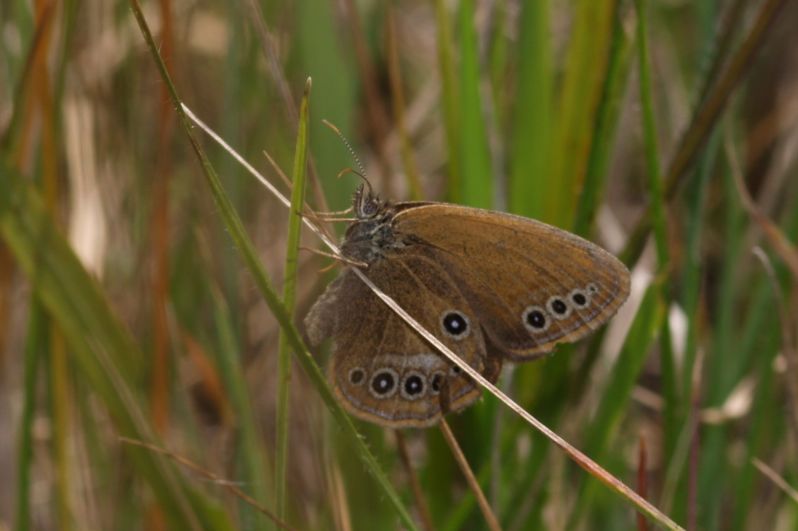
[{"left": 1, "top": 0, "right": 796, "bottom": 530}]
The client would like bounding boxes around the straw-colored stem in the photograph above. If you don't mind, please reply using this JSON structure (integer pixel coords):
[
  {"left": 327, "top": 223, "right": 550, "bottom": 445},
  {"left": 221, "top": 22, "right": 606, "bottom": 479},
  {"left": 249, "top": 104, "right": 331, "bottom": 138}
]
[
  {"left": 120, "top": 438, "right": 296, "bottom": 531},
  {"left": 395, "top": 431, "right": 435, "bottom": 531},
  {"left": 439, "top": 419, "right": 501, "bottom": 531}
]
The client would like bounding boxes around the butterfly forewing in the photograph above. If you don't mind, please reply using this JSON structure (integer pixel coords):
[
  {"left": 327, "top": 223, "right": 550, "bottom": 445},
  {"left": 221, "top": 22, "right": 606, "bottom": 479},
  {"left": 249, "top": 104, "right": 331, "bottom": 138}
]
[{"left": 393, "top": 204, "right": 631, "bottom": 360}]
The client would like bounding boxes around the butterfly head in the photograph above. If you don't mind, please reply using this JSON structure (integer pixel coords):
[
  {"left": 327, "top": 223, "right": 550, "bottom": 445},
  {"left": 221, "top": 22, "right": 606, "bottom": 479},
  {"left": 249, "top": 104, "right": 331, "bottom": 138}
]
[{"left": 353, "top": 183, "right": 384, "bottom": 220}]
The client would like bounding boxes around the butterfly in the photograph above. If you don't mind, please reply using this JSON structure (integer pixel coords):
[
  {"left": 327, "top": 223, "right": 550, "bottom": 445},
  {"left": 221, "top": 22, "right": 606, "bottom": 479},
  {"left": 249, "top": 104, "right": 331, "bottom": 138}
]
[{"left": 304, "top": 184, "right": 630, "bottom": 428}]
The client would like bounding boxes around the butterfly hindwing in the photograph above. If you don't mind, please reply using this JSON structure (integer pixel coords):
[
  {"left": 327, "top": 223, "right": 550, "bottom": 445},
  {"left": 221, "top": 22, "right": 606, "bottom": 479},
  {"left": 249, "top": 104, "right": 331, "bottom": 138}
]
[{"left": 305, "top": 254, "right": 502, "bottom": 428}]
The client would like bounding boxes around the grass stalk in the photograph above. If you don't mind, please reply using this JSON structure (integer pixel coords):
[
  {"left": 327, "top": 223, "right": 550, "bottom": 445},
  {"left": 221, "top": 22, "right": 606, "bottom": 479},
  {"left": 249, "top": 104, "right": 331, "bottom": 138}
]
[
  {"left": 432, "top": 0, "right": 462, "bottom": 202},
  {"left": 120, "top": 438, "right": 295, "bottom": 531},
  {"left": 439, "top": 419, "right": 501, "bottom": 531},
  {"left": 275, "top": 79, "right": 312, "bottom": 521},
  {"left": 395, "top": 431, "right": 435, "bottom": 531},
  {"left": 457, "top": 0, "right": 493, "bottom": 208},
  {"left": 550, "top": 0, "right": 614, "bottom": 226},
  {"left": 15, "top": 300, "right": 45, "bottom": 531},
  {"left": 386, "top": 6, "right": 423, "bottom": 200},
  {"left": 127, "top": 4, "right": 418, "bottom": 527},
  {"left": 49, "top": 328, "right": 73, "bottom": 531},
  {"left": 573, "top": 1, "right": 632, "bottom": 235},
  {"left": 634, "top": 0, "right": 668, "bottom": 270},
  {"left": 508, "top": 0, "right": 551, "bottom": 218},
  {"left": 211, "top": 287, "right": 271, "bottom": 529}
]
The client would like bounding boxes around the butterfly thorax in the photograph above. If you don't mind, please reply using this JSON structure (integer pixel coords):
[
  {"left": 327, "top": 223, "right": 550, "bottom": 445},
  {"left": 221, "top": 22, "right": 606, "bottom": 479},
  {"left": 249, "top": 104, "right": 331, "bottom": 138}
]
[{"left": 341, "top": 185, "right": 411, "bottom": 264}]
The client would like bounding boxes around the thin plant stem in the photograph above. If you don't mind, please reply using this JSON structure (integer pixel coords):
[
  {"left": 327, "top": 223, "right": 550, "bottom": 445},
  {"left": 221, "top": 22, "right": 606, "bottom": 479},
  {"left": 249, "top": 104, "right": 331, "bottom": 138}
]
[
  {"left": 635, "top": 0, "right": 668, "bottom": 270},
  {"left": 275, "top": 79, "right": 312, "bottom": 521},
  {"left": 119, "top": 438, "right": 296, "bottom": 531},
  {"left": 395, "top": 431, "right": 435, "bottom": 531},
  {"left": 637, "top": 437, "right": 649, "bottom": 531},
  {"left": 439, "top": 419, "right": 501, "bottom": 531},
  {"left": 752, "top": 458, "right": 798, "bottom": 504},
  {"left": 16, "top": 301, "right": 44, "bottom": 531}
]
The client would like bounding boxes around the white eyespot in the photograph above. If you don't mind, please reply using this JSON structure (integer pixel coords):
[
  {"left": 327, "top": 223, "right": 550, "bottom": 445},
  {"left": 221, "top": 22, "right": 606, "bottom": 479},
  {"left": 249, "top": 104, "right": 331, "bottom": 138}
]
[
  {"left": 569, "top": 289, "right": 590, "bottom": 309},
  {"left": 348, "top": 367, "right": 366, "bottom": 386},
  {"left": 587, "top": 282, "right": 599, "bottom": 295},
  {"left": 522, "top": 305, "right": 550, "bottom": 333},
  {"left": 400, "top": 370, "right": 427, "bottom": 400},
  {"left": 440, "top": 310, "right": 471, "bottom": 340},
  {"left": 369, "top": 368, "right": 399, "bottom": 399},
  {"left": 546, "top": 296, "right": 572, "bottom": 320}
]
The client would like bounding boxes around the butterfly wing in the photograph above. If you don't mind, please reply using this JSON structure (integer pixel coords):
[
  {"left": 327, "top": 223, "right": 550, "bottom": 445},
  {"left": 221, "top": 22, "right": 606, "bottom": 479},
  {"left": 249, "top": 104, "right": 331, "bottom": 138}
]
[
  {"left": 305, "top": 253, "right": 502, "bottom": 428},
  {"left": 393, "top": 204, "right": 631, "bottom": 360}
]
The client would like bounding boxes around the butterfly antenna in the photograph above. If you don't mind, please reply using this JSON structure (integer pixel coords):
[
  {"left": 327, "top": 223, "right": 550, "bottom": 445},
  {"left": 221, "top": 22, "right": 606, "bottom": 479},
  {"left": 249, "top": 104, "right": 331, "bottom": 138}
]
[{"left": 322, "top": 119, "right": 372, "bottom": 195}]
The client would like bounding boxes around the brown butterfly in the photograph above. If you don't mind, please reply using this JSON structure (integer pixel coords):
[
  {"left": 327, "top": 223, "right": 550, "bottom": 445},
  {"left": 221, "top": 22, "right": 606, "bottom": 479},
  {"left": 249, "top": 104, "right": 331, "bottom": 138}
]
[{"left": 304, "top": 184, "right": 630, "bottom": 428}]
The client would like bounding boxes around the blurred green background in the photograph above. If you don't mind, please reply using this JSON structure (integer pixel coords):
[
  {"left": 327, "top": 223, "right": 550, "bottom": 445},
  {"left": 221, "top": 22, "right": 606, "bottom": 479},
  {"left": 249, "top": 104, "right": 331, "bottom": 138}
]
[{"left": 1, "top": 0, "right": 797, "bottom": 530}]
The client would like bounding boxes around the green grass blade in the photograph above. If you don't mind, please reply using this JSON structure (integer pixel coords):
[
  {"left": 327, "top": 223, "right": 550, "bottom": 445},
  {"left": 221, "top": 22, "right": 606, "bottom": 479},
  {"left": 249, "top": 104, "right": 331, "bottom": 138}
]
[
  {"left": 275, "top": 78, "right": 311, "bottom": 522},
  {"left": 549, "top": 0, "right": 614, "bottom": 227},
  {"left": 573, "top": 4, "right": 633, "bottom": 236},
  {"left": 635, "top": 0, "right": 668, "bottom": 270},
  {"left": 295, "top": 0, "right": 356, "bottom": 209},
  {"left": 457, "top": 0, "right": 493, "bottom": 208},
  {"left": 508, "top": 0, "right": 551, "bottom": 218},
  {"left": 15, "top": 299, "right": 45, "bottom": 531},
  {"left": 433, "top": 0, "right": 462, "bottom": 202}
]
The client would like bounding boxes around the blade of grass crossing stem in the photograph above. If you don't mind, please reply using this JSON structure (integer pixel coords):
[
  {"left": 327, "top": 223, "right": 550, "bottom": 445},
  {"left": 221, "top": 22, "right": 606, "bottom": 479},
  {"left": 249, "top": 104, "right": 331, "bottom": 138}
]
[
  {"left": 433, "top": 0, "right": 462, "bottom": 203},
  {"left": 212, "top": 288, "right": 271, "bottom": 530},
  {"left": 457, "top": 0, "right": 493, "bottom": 208},
  {"left": 573, "top": 3, "right": 633, "bottom": 236},
  {"left": 567, "top": 284, "right": 664, "bottom": 530},
  {"left": 508, "top": 0, "right": 551, "bottom": 219},
  {"left": 0, "top": 163, "right": 233, "bottom": 531},
  {"left": 127, "top": 5, "right": 417, "bottom": 527},
  {"left": 549, "top": 0, "right": 613, "bottom": 227},
  {"left": 275, "top": 79, "right": 311, "bottom": 522}
]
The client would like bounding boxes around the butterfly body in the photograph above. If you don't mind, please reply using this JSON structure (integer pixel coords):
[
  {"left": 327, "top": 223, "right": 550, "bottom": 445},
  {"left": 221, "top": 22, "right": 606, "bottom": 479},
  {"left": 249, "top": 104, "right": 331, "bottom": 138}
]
[{"left": 305, "top": 186, "right": 630, "bottom": 428}]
